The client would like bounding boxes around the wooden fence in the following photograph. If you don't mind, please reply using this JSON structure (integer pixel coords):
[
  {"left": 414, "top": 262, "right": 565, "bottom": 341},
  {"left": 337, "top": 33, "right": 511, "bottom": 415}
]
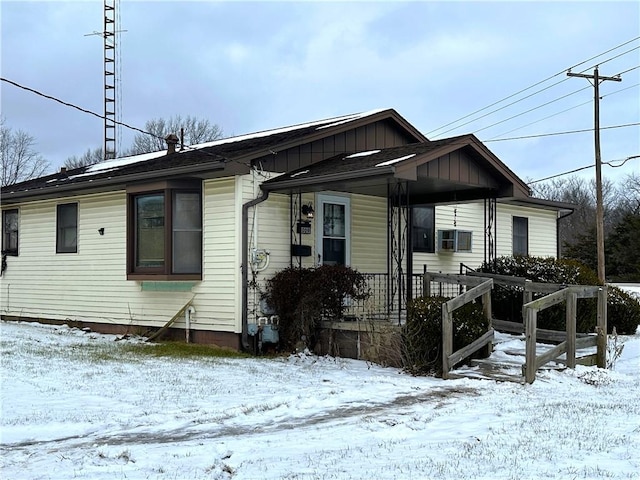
[
  {"left": 523, "top": 285, "right": 607, "bottom": 384},
  {"left": 423, "top": 271, "right": 607, "bottom": 384},
  {"left": 424, "top": 273, "right": 494, "bottom": 380}
]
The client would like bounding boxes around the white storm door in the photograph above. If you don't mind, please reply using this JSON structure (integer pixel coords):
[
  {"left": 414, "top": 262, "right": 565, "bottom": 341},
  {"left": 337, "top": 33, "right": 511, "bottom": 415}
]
[{"left": 316, "top": 194, "right": 350, "bottom": 266}]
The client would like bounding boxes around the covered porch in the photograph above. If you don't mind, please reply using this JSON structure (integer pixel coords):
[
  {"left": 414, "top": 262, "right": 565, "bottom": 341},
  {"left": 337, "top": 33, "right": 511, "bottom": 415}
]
[{"left": 260, "top": 135, "right": 532, "bottom": 322}]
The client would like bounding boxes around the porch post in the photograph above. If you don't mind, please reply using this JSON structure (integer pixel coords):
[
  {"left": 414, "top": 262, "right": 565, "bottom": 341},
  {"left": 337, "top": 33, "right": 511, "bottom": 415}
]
[
  {"left": 406, "top": 182, "right": 413, "bottom": 306},
  {"left": 388, "top": 182, "right": 408, "bottom": 325},
  {"left": 484, "top": 197, "right": 496, "bottom": 266}
]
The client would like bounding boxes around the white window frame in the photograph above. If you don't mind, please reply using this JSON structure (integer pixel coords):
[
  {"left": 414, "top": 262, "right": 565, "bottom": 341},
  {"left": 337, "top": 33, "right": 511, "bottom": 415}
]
[{"left": 315, "top": 193, "right": 351, "bottom": 266}]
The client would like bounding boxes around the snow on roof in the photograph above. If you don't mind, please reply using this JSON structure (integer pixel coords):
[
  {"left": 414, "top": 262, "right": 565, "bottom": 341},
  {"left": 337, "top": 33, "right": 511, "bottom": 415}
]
[
  {"left": 75, "top": 110, "right": 387, "bottom": 177},
  {"left": 345, "top": 150, "right": 381, "bottom": 158},
  {"left": 376, "top": 154, "right": 416, "bottom": 167},
  {"left": 290, "top": 169, "right": 310, "bottom": 178},
  {"left": 316, "top": 108, "right": 387, "bottom": 130},
  {"left": 84, "top": 150, "right": 167, "bottom": 174}
]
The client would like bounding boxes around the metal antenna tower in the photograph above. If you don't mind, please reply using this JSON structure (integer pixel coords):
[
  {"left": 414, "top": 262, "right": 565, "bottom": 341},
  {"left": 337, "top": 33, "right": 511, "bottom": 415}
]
[
  {"left": 86, "top": 0, "right": 126, "bottom": 161},
  {"left": 103, "top": 0, "right": 117, "bottom": 160}
]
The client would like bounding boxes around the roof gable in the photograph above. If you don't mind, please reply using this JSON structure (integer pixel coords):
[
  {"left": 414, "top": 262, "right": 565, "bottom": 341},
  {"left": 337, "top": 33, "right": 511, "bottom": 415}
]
[{"left": 262, "top": 135, "right": 532, "bottom": 201}]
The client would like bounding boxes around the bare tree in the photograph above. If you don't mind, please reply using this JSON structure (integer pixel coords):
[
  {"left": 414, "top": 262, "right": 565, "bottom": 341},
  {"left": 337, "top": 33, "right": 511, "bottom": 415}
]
[
  {"left": 532, "top": 175, "right": 617, "bottom": 257},
  {"left": 64, "top": 147, "right": 105, "bottom": 169},
  {"left": 129, "top": 115, "right": 223, "bottom": 155},
  {"left": 0, "top": 119, "right": 50, "bottom": 187},
  {"left": 616, "top": 172, "right": 640, "bottom": 215}
]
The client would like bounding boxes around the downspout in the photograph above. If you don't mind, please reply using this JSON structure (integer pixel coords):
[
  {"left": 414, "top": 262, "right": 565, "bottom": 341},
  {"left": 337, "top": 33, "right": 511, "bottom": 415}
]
[{"left": 241, "top": 187, "right": 270, "bottom": 350}]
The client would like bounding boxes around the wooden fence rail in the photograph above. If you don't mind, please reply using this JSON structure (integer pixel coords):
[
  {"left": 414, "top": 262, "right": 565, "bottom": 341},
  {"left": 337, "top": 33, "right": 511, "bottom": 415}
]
[
  {"left": 523, "top": 286, "right": 607, "bottom": 384},
  {"left": 424, "top": 271, "right": 607, "bottom": 384},
  {"left": 441, "top": 278, "right": 494, "bottom": 379}
]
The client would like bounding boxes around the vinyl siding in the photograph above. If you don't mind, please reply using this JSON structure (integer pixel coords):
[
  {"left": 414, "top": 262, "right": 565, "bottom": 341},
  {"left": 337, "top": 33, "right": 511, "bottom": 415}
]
[
  {"left": 1, "top": 179, "right": 243, "bottom": 333},
  {"left": 496, "top": 204, "right": 558, "bottom": 258},
  {"left": 192, "top": 177, "right": 239, "bottom": 332},
  {"left": 351, "top": 194, "right": 387, "bottom": 273},
  {"left": 413, "top": 202, "right": 559, "bottom": 275}
]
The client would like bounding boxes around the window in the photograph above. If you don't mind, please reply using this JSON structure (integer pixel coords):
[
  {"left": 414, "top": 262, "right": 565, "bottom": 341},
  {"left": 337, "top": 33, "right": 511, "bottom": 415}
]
[
  {"left": 56, "top": 203, "right": 78, "bottom": 253},
  {"left": 127, "top": 180, "right": 202, "bottom": 280},
  {"left": 2, "top": 209, "right": 18, "bottom": 256},
  {"left": 316, "top": 194, "right": 350, "bottom": 266},
  {"left": 437, "top": 229, "right": 473, "bottom": 253},
  {"left": 513, "top": 216, "right": 529, "bottom": 256},
  {"left": 412, "top": 206, "right": 435, "bottom": 253}
]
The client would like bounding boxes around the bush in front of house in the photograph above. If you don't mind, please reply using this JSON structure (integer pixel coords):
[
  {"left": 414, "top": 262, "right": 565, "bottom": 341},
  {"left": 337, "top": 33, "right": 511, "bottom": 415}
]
[
  {"left": 479, "top": 256, "right": 640, "bottom": 334},
  {"left": 607, "top": 286, "right": 640, "bottom": 335},
  {"left": 403, "top": 296, "right": 489, "bottom": 376},
  {"left": 479, "top": 256, "right": 599, "bottom": 332},
  {"left": 264, "top": 265, "right": 370, "bottom": 352}
]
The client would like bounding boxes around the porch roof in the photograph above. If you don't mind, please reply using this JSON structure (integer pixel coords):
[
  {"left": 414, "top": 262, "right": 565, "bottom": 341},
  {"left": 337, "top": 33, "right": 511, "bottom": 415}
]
[{"left": 261, "top": 134, "right": 533, "bottom": 204}]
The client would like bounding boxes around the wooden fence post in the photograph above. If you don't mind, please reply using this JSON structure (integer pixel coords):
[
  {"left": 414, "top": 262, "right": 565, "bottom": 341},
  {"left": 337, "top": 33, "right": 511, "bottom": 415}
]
[
  {"left": 522, "top": 279, "right": 533, "bottom": 322},
  {"left": 442, "top": 302, "right": 452, "bottom": 379},
  {"left": 566, "top": 290, "right": 577, "bottom": 369},
  {"left": 524, "top": 306, "right": 537, "bottom": 384},
  {"left": 483, "top": 290, "right": 493, "bottom": 354},
  {"left": 596, "top": 286, "right": 608, "bottom": 368}
]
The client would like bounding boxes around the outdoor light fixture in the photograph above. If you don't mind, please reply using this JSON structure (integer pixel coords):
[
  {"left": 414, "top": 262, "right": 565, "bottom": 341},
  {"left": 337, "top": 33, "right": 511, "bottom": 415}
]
[{"left": 301, "top": 202, "right": 314, "bottom": 219}]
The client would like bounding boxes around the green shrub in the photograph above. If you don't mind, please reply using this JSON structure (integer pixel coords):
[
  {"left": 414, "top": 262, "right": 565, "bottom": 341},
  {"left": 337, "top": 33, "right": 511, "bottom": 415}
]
[
  {"left": 264, "top": 265, "right": 370, "bottom": 352},
  {"left": 607, "top": 286, "right": 640, "bottom": 335},
  {"left": 403, "top": 296, "right": 489, "bottom": 376},
  {"left": 479, "top": 256, "right": 639, "bottom": 334}
]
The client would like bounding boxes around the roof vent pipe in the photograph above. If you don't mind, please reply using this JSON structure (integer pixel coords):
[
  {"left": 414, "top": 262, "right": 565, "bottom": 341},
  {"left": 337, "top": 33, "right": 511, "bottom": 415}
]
[{"left": 165, "top": 133, "right": 179, "bottom": 155}]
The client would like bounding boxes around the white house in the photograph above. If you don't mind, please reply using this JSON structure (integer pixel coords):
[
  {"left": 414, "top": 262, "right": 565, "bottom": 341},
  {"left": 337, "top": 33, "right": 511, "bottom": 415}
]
[{"left": 0, "top": 109, "right": 572, "bottom": 350}]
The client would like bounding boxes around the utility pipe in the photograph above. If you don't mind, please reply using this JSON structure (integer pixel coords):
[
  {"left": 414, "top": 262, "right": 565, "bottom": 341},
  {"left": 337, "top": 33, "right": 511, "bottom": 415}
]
[
  {"left": 241, "top": 188, "right": 270, "bottom": 350},
  {"left": 185, "top": 305, "right": 195, "bottom": 343}
]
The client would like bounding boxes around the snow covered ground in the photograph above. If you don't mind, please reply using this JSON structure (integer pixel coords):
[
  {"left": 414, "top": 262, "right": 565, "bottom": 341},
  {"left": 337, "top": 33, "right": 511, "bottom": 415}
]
[{"left": 1, "top": 287, "right": 639, "bottom": 480}]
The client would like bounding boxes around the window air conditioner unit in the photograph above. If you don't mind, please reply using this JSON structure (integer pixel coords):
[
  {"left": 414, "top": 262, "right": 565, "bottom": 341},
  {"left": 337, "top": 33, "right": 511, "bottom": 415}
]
[{"left": 437, "top": 229, "right": 472, "bottom": 253}]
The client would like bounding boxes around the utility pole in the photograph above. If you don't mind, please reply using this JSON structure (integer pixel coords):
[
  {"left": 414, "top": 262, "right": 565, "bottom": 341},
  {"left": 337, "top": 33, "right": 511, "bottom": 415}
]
[{"left": 567, "top": 66, "right": 621, "bottom": 284}]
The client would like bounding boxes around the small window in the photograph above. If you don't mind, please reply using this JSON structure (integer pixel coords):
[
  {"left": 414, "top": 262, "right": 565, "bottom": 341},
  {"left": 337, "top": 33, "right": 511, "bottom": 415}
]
[
  {"left": 457, "top": 231, "right": 472, "bottom": 252},
  {"left": 437, "top": 229, "right": 472, "bottom": 253},
  {"left": 513, "top": 216, "right": 528, "bottom": 256},
  {"left": 2, "top": 209, "right": 19, "bottom": 256},
  {"left": 57, "top": 203, "right": 78, "bottom": 253},
  {"left": 412, "top": 206, "right": 435, "bottom": 253},
  {"left": 127, "top": 180, "right": 202, "bottom": 280}
]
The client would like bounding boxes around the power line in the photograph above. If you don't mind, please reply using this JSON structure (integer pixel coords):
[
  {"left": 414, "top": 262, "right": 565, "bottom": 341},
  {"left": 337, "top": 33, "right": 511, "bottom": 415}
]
[
  {"left": 614, "top": 64, "right": 640, "bottom": 76},
  {"left": 427, "top": 37, "right": 640, "bottom": 137},
  {"left": 594, "top": 45, "right": 640, "bottom": 69},
  {"left": 569, "top": 36, "right": 640, "bottom": 71},
  {"left": 487, "top": 82, "right": 640, "bottom": 140},
  {"left": 487, "top": 100, "right": 592, "bottom": 140},
  {"left": 2, "top": 77, "right": 152, "bottom": 137},
  {"left": 0, "top": 76, "right": 229, "bottom": 163},
  {"left": 430, "top": 77, "right": 579, "bottom": 138},
  {"left": 483, "top": 122, "right": 640, "bottom": 143},
  {"left": 528, "top": 155, "right": 640, "bottom": 184},
  {"left": 470, "top": 84, "right": 592, "bottom": 136}
]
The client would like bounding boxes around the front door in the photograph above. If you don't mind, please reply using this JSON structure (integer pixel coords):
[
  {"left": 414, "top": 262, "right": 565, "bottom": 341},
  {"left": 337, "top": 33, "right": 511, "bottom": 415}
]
[{"left": 316, "top": 194, "right": 350, "bottom": 266}]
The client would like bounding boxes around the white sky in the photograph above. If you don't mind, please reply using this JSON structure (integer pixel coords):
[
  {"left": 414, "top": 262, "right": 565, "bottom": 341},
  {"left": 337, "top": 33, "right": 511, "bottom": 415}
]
[{"left": 1, "top": 0, "right": 639, "bottom": 185}]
